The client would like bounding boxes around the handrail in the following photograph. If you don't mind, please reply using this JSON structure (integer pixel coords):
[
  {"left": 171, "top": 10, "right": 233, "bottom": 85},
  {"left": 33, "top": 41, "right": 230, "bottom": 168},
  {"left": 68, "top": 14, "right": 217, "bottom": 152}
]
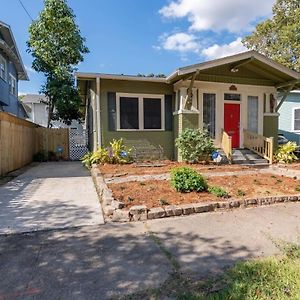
[
  {"left": 243, "top": 129, "right": 274, "bottom": 164},
  {"left": 221, "top": 129, "right": 232, "bottom": 163}
]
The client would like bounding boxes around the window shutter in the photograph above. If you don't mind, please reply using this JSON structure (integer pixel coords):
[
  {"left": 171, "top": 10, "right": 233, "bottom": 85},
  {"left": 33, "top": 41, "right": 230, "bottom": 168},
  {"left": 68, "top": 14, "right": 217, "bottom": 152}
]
[
  {"left": 165, "top": 94, "right": 173, "bottom": 131},
  {"left": 107, "top": 92, "right": 116, "bottom": 131}
]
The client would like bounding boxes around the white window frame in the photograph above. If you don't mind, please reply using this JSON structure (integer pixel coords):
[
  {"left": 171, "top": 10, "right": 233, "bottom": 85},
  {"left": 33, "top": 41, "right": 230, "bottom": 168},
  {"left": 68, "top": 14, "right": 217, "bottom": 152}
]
[
  {"left": 116, "top": 93, "right": 165, "bottom": 131},
  {"left": 9, "top": 73, "right": 17, "bottom": 95},
  {"left": 292, "top": 107, "right": 300, "bottom": 132},
  {"left": 0, "top": 53, "right": 7, "bottom": 81}
]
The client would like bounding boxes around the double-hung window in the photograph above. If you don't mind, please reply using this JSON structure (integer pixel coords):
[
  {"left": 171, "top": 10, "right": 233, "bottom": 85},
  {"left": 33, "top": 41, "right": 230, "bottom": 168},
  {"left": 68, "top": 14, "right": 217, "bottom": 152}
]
[
  {"left": 9, "top": 74, "right": 17, "bottom": 95},
  {"left": 117, "top": 93, "right": 164, "bottom": 130},
  {"left": 0, "top": 54, "right": 7, "bottom": 81},
  {"left": 293, "top": 108, "right": 300, "bottom": 131}
]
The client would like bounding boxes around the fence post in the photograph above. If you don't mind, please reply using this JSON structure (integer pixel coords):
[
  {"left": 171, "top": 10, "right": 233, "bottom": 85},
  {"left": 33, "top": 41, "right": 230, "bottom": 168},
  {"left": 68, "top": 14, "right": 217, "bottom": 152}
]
[{"left": 269, "top": 137, "right": 274, "bottom": 164}]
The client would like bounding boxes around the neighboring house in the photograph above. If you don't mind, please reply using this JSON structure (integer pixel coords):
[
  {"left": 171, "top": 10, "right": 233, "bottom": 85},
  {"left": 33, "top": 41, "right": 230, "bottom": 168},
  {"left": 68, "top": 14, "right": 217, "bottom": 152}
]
[
  {"left": 22, "top": 93, "right": 83, "bottom": 130},
  {"left": 278, "top": 90, "right": 300, "bottom": 144},
  {"left": 76, "top": 51, "right": 300, "bottom": 161},
  {"left": 0, "top": 20, "right": 28, "bottom": 118}
]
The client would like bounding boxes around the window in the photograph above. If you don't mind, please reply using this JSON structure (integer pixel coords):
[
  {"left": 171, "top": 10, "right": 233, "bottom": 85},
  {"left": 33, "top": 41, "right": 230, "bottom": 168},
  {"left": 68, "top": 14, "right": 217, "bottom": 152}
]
[
  {"left": 247, "top": 96, "right": 259, "bottom": 133},
  {"left": 0, "top": 54, "right": 6, "bottom": 81},
  {"left": 9, "top": 74, "right": 17, "bottom": 95},
  {"left": 224, "top": 93, "right": 241, "bottom": 101},
  {"left": 294, "top": 108, "right": 300, "bottom": 131},
  {"left": 203, "top": 93, "right": 216, "bottom": 138},
  {"left": 117, "top": 93, "right": 164, "bottom": 130},
  {"left": 120, "top": 97, "right": 139, "bottom": 129},
  {"left": 144, "top": 98, "right": 161, "bottom": 129}
]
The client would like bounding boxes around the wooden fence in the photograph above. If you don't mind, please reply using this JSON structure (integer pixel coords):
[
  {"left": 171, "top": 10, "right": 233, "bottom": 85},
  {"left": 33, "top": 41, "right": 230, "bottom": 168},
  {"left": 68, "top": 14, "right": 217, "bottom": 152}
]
[{"left": 0, "top": 112, "right": 69, "bottom": 176}]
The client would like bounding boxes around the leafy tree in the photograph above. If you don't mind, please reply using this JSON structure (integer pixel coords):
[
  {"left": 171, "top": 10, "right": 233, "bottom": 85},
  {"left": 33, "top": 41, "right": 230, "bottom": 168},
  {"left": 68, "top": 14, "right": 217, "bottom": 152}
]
[
  {"left": 243, "top": 0, "right": 300, "bottom": 71},
  {"left": 27, "top": 0, "right": 89, "bottom": 127}
]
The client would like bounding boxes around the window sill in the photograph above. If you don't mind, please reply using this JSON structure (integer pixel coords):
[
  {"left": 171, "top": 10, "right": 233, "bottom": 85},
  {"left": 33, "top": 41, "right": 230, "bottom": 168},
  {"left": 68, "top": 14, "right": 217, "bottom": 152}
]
[{"left": 117, "top": 129, "right": 165, "bottom": 132}]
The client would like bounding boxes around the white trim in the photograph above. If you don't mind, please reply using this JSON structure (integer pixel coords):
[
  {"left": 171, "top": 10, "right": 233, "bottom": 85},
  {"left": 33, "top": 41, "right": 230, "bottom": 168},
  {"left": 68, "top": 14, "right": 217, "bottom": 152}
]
[
  {"left": 0, "top": 53, "right": 7, "bottom": 81},
  {"left": 116, "top": 92, "right": 165, "bottom": 131},
  {"left": 292, "top": 107, "right": 300, "bottom": 132},
  {"left": 8, "top": 73, "right": 16, "bottom": 95}
]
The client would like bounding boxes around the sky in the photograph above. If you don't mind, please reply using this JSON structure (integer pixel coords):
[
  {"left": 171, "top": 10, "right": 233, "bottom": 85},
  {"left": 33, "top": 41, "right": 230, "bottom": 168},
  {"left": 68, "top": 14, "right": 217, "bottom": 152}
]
[{"left": 0, "top": 0, "right": 276, "bottom": 95}]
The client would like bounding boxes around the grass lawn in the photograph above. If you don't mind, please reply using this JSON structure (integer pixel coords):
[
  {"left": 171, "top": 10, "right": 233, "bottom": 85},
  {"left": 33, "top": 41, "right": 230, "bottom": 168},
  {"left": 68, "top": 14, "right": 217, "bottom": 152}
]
[{"left": 180, "top": 241, "right": 300, "bottom": 300}]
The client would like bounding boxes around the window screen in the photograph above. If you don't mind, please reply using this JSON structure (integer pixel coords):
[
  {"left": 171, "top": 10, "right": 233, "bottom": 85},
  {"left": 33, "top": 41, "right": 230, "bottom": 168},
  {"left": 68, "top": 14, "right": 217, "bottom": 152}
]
[
  {"left": 203, "top": 93, "right": 216, "bottom": 138},
  {"left": 120, "top": 97, "right": 139, "bottom": 129},
  {"left": 294, "top": 108, "right": 300, "bottom": 131},
  {"left": 247, "top": 96, "right": 258, "bottom": 133},
  {"left": 144, "top": 98, "right": 162, "bottom": 129}
]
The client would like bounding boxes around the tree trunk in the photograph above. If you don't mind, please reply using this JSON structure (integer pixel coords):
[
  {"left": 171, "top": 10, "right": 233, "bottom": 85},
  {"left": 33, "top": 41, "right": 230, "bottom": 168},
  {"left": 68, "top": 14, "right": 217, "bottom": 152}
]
[{"left": 47, "top": 103, "right": 54, "bottom": 128}]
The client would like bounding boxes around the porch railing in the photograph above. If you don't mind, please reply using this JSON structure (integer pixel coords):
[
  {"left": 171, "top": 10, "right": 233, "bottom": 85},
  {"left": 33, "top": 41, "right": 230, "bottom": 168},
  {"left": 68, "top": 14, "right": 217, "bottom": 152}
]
[
  {"left": 243, "top": 129, "right": 274, "bottom": 164},
  {"left": 221, "top": 129, "right": 232, "bottom": 163}
]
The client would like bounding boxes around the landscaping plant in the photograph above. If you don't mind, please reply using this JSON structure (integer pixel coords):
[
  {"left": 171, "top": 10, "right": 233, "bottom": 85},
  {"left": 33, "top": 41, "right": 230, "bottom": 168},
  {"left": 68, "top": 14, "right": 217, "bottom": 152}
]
[
  {"left": 275, "top": 141, "right": 298, "bottom": 164},
  {"left": 170, "top": 167, "right": 208, "bottom": 193},
  {"left": 80, "top": 152, "right": 92, "bottom": 168},
  {"left": 208, "top": 186, "right": 229, "bottom": 198},
  {"left": 175, "top": 128, "right": 215, "bottom": 163}
]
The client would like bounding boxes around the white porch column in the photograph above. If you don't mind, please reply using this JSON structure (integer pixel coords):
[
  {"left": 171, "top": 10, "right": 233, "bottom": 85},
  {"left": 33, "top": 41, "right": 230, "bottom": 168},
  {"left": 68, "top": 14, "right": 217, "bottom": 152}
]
[
  {"left": 96, "top": 76, "right": 102, "bottom": 147},
  {"left": 179, "top": 87, "right": 187, "bottom": 111},
  {"left": 192, "top": 88, "right": 198, "bottom": 110},
  {"left": 265, "top": 93, "right": 271, "bottom": 113}
]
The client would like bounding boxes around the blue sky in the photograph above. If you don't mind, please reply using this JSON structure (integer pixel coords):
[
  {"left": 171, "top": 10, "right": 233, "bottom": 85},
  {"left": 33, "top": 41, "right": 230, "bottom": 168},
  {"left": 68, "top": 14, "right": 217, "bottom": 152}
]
[{"left": 0, "top": 0, "right": 275, "bottom": 95}]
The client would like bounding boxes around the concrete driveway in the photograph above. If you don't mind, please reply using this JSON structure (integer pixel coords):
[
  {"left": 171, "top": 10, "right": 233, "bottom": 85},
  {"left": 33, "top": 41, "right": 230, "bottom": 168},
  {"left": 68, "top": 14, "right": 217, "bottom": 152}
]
[
  {"left": 0, "top": 203, "right": 299, "bottom": 299},
  {"left": 0, "top": 162, "right": 104, "bottom": 234}
]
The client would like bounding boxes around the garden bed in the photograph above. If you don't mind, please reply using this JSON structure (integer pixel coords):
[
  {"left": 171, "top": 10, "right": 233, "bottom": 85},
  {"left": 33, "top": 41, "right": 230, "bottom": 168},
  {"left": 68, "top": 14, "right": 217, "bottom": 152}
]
[
  {"left": 108, "top": 173, "right": 300, "bottom": 209},
  {"left": 98, "top": 160, "right": 251, "bottom": 178}
]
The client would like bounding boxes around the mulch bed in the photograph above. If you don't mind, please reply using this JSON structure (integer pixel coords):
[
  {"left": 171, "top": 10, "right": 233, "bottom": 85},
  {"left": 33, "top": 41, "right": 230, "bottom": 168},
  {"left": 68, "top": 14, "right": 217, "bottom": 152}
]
[
  {"left": 98, "top": 160, "right": 251, "bottom": 178},
  {"left": 108, "top": 173, "right": 300, "bottom": 209}
]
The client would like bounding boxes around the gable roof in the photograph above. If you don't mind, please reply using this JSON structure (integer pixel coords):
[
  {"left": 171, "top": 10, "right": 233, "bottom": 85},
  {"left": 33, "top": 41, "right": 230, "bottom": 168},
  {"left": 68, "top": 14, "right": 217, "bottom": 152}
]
[
  {"left": 167, "top": 50, "right": 300, "bottom": 89},
  {"left": 21, "top": 94, "right": 48, "bottom": 104},
  {"left": 0, "top": 21, "right": 28, "bottom": 81}
]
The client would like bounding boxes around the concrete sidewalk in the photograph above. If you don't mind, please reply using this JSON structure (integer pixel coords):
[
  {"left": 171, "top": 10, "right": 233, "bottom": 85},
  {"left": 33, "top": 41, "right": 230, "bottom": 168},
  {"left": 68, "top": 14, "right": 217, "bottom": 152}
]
[
  {"left": 0, "top": 203, "right": 299, "bottom": 299},
  {"left": 0, "top": 162, "right": 104, "bottom": 234}
]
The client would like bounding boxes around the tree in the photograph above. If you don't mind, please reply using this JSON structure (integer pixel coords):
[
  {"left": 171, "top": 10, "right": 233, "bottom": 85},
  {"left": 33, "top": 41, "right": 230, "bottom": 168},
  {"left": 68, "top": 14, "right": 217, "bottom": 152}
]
[
  {"left": 243, "top": 0, "right": 300, "bottom": 71},
  {"left": 27, "top": 0, "right": 89, "bottom": 127}
]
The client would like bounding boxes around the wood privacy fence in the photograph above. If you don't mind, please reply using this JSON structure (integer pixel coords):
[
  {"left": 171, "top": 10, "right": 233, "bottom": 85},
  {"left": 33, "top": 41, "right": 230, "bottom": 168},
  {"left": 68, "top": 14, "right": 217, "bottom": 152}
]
[{"left": 0, "top": 112, "right": 69, "bottom": 176}]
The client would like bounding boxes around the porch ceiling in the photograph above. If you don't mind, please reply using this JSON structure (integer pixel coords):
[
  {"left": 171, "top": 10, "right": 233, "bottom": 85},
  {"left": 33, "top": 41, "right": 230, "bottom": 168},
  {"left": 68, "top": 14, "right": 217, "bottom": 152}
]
[{"left": 168, "top": 51, "right": 300, "bottom": 90}]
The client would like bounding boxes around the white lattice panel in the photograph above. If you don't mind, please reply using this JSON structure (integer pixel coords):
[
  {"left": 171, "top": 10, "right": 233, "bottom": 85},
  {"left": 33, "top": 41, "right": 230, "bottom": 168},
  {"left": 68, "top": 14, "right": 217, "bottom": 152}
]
[{"left": 69, "top": 128, "right": 88, "bottom": 160}]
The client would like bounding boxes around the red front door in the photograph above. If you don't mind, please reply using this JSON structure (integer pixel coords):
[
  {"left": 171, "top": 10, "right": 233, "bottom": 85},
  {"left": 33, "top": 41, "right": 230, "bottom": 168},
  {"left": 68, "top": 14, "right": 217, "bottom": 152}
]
[{"left": 224, "top": 103, "right": 240, "bottom": 148}]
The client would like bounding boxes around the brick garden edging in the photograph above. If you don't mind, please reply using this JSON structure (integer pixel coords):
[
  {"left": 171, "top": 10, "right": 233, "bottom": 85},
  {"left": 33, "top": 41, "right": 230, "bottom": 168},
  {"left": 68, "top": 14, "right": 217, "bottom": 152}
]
[{"left": 91, "top": 165, "right": 300, "bottom": 223}]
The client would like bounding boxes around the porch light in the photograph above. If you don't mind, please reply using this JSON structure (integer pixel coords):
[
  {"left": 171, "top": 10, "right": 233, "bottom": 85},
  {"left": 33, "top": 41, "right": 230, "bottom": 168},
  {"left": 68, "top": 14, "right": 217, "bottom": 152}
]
[{"left": 230, "top": 67, "right": 239, "bottom": 73}]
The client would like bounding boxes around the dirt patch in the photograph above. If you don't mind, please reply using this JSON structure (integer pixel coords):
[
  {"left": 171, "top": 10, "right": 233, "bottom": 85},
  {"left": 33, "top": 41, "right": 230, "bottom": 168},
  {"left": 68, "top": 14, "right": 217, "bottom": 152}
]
[
  {"left": 276, "top": 163, "right": 300, "bottom": 170},
  {"left": 99, "top": 161, "right": 251, "bottom": 178},
  {"left": 108, "top": 173, "right": 300, "bottom": 209}
]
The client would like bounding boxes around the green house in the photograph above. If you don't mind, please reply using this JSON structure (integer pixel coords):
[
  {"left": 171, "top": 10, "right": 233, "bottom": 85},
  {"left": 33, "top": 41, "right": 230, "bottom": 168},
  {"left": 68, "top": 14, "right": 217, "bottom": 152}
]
[{"left": 76, "top": 51, "right": 300, "bottom": 162}]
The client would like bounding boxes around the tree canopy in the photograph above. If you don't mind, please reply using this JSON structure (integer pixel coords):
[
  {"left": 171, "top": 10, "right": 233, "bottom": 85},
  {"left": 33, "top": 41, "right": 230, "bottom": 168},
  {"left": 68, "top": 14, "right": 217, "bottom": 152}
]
[
  {"left": 243, "top": 0, "right": 300, "bottom": 72},
  {"left": 27, "top": 0, "right": 89, "bottom": 126}
]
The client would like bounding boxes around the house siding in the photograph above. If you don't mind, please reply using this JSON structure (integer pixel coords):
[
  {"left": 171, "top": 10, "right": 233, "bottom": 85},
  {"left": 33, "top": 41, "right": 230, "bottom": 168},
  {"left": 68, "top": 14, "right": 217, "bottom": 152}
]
[
  {"left": 99, "top": 79, "right": 175, "bottom": 159},
  {"left": 278, "top": 93, "right": 300, "bottom": 144}
]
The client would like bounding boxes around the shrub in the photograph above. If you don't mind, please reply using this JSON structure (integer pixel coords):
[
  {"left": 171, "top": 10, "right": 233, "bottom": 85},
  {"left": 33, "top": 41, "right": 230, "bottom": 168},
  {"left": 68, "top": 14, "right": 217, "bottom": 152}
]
[
  {"left": 33, "top": 151, "right": 47, "bottom": 162},
  {"left": 208, "top": 186, "right": 229, "bottom": 198},
  {"left": 175, "top": 128, "right": 215, "bottom": 163},
  {"left": 81, "top": 139, "right": 132, "bottom": 168},
  {"left": 275, "top": 141, "right": 298, "bottom": 164},
  {"left": 170, "top": 167, "right": 208, "bottom": 193}
]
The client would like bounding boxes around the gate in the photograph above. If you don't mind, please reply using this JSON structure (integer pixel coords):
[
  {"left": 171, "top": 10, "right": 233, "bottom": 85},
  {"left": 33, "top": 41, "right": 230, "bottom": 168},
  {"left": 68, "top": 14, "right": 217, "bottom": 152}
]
[{"left": 69, "top": 128, "right": 88, "bottom": 160}]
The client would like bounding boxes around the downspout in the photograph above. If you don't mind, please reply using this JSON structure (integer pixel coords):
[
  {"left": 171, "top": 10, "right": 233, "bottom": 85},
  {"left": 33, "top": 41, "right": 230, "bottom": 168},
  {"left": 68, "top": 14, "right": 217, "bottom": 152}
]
[{"left": 96, "top": 76, "right": 102, "bottom": 147}]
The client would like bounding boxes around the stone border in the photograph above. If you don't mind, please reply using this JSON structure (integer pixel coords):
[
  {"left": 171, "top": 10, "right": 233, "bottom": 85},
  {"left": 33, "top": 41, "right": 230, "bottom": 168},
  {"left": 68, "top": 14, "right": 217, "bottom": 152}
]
[{"left": 91, "top": 165, "right": 300, "bottom": 223}]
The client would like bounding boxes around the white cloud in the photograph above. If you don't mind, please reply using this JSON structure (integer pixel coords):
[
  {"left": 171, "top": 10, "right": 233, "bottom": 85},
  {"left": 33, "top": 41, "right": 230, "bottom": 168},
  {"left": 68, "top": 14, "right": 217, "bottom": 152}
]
[
  {"left": 160, "top": 32, "right": 200, "bottom": 53},
  {"left": 201, "top": 37, "right": 247, "bottom": 60},
  {"left": 159, "top": 0, "right": 274, "bottom": 33}
]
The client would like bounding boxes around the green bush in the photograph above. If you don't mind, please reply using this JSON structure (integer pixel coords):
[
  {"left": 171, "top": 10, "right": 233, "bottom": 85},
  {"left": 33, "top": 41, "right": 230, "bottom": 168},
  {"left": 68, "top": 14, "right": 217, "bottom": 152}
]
[
  {"left": 275, "top": 141, "right": 298, "bottom": 164},
  {"left": 170, "top": 167, "right": 208, "bottom": 193},
  {"left": 175, "top": 128, "right": 215, "bottom": 163},
  {"left": 80, "top": 139, "right": 132, "bottom": 168},
  {"left": 208, "top": 186, "right": 229, "bottom": 198}
]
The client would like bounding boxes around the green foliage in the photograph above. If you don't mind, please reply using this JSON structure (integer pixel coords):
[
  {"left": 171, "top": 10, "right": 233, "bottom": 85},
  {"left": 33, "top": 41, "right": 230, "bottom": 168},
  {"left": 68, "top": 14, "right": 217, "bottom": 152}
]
[
  {"left": 80, "top": 139, "right": 132, "bottom": 168},
  {"left": 243, "top": 0, "right": 300, "bottom": 71},
  {"left": 275, "top": 141, "right": 298, "bottom": 163},
  {"left": 170, "top": 167, "right": 208, "bottom": 193},
  {"left": 80, "top": 152, "right": 92, "bottom": 168},
  {"left": 175, "top": 129, "right": 215, "bottom": 163},
  {"left": 208, "top": 186, "right": 229, "bottom": 198},
  {"left": 33, "top": 151, "right": 47, "bottom": 162},
  {"left": 27, "top": 0, "right": 89, "bottom": 126}
]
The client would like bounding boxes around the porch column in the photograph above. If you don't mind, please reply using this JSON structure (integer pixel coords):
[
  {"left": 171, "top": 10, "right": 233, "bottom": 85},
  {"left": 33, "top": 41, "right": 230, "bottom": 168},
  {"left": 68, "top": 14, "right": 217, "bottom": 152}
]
[{"left": 96, "top": 76, "right": 102, "bottom": 147}]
